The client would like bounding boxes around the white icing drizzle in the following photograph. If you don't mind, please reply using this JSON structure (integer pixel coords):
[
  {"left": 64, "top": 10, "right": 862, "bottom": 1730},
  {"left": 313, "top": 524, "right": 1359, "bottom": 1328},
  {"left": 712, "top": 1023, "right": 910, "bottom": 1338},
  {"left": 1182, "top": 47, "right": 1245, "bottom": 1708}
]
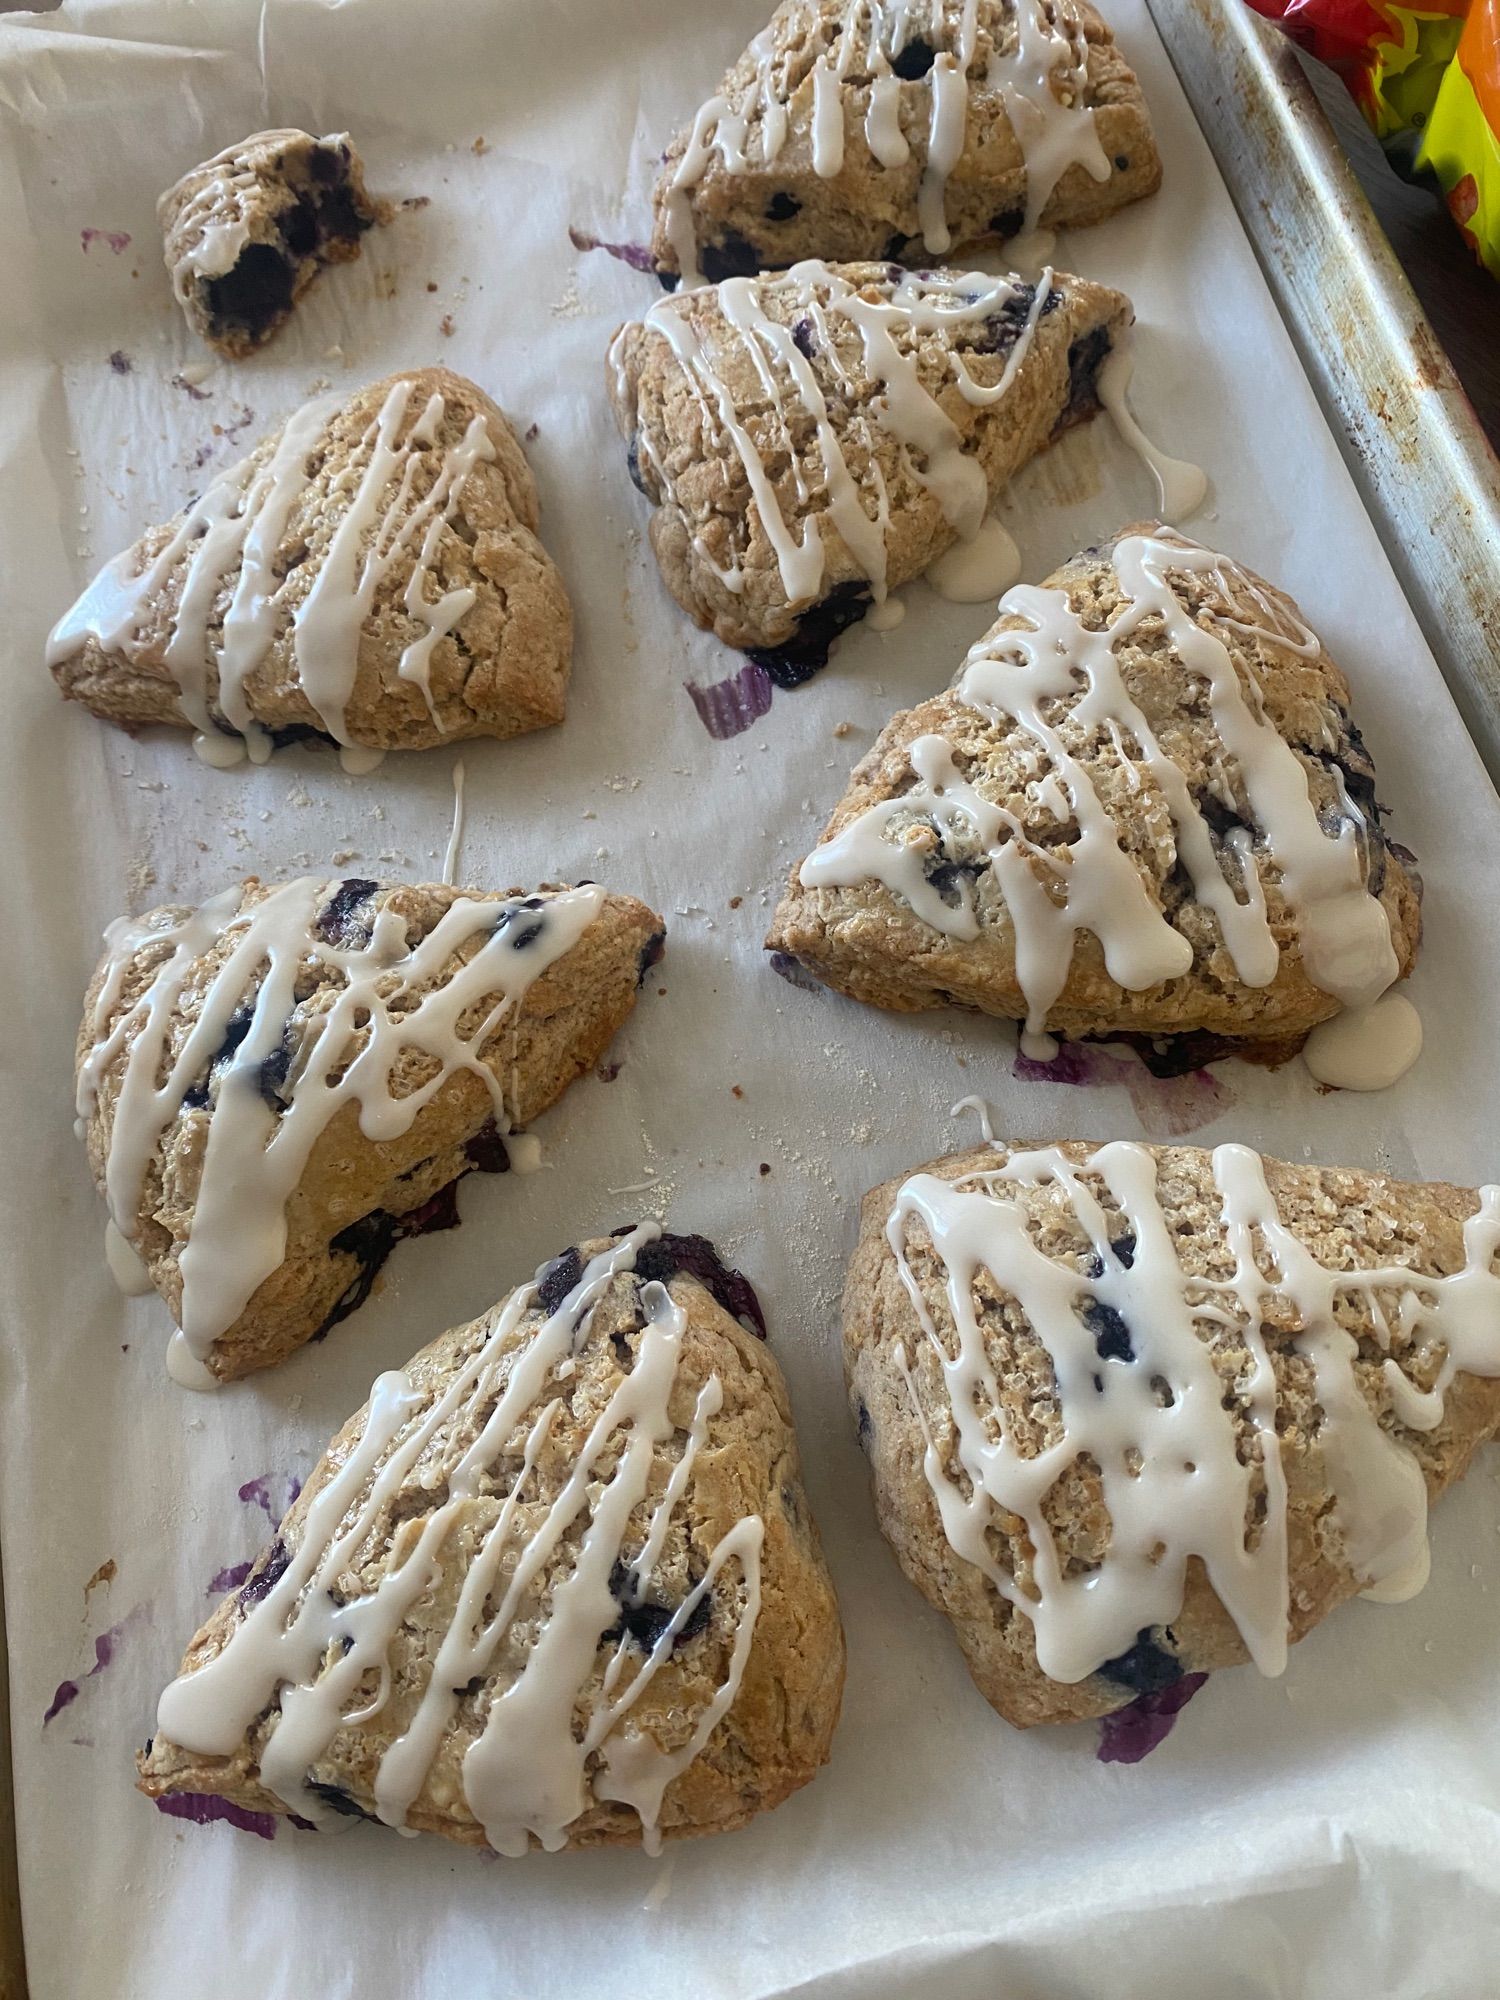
[
  {"left": 1096, "top": 345, "right": 1208, "bottom": 524},
  {"left": 46, "top": 379, "right": 495, "bottom": 762},
  {"left": 104, "top": 1220, "right": 154, "bottom": 1296},
  {"left": 925, "top": 514, "right": 1020, "bottom": 601},
  {"left": 78, "top": 878, "right": 606, "bottom": 1371},
  {"left": 989, "top": 0, "right": 1109, "bottom": 239},
  {"left": 1303, "top": 990, "right": 1423, "bottom": 1092},
  {"left": 636, "top": 260, "right": 1058, "bottom": 611},
  {"left": 888, "top": 1140, "right": 1500, "bottom": 1681},
  {"left": 166, "top": 1329, "right": 220, "bottom": 1393},
  {"left": 663, "top": 0, "right": 1108, "bottom": 284},
  {"left": 441, "top": 758, "right": 467, "bottom": 887},
  {"left": 949, "top": 1091, "right": 999, "bottom": 1141},
  {"left": 800, "top": 531, "right": 1399, "bottom": 1049},
  {"left": 156, "top": 1225, "right": 765, "bottom": 1855},
  {"left": 643, "top": 1856, "right": 678, "bottom": 1911}
]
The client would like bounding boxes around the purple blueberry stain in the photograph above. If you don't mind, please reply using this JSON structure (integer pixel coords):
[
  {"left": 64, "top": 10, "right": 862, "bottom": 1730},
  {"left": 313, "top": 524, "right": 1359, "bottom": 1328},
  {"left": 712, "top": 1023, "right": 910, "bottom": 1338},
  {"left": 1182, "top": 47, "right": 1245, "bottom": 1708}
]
[
  {"left": 155, "top": 1793, "right": 280, "bottom": 1840},
  {"left": 314, "top": 877, "right": 378, "bottom": 946},
  {"left": 698, "top": 230, "right": 759, "bottom": 282},
  {"left": 42, "top": 1601, "right": 152, "bottom": 1727},
  {"left": 687, "top": 662, "right": 774, "bottom": 740},
  {"left": 189, "top": 403, "right": 256, "bottom": 472},
  {"left": 768, "top": 950, "right": 823, "bottom": 994},
  {"left": 1096, "top": 1673, "right": 1209, "bottom": 1764},
  {"left": 566, "top": 225, "right": 657, "bottom": 273},
  {"left": 746, "top": 581, "right": 872, "bottom": 687},
  {"left": 636, "top": 928, "right": 667, "bottom": 987},
  {"left": 632, "top": 1232, "right": 767, "bottom": 1340},
  {"left": 81, "top": 227, "right": 131, "bottom": 254},
  {"left": 536, "top": 1247, "right": 585, "bottom": 1316},
  {"left": 238, "top": 1472, "right": 302, "bottom": 1523},
  {"left": 238, "top": 1538, "right": 291, "bottom": 1609},
  {"left": 1013, "top": 1040, "right": 1099, "bottom": 1087},
  {"left": 464, "top": 1122, "right": 511, "bottom": 1174},
  {"left": 108, "top": 349, "right": 133, "bottom": 374},
  {"left": 42, "top": 1682, "right": 80, "bottom": 1726},
  {"left": 207, "top": 1560, "right": 254, "bottom": 1595},
  {"left": 1012, "top": 1039, "right": 1235, "bottom": 1140}
]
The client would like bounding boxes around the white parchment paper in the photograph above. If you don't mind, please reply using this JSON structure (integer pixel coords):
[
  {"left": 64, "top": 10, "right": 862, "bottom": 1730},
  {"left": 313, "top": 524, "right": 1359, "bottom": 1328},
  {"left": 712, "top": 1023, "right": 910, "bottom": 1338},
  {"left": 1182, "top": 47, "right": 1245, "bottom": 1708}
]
[{"left": 2, "top": 2, "right": 1499, "bottom": 1994}]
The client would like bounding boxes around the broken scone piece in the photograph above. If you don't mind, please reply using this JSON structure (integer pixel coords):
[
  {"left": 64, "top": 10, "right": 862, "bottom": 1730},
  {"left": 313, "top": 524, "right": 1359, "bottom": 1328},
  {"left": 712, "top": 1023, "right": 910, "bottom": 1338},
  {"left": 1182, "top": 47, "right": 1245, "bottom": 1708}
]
[
  {"left": 609, "top": 260, "right": 1131, "bottom": 679},
  {"left": 48, "top": 368, "right": 572, "bottom": 764},
  {"left": 652, "top": 0, "right": 1160, "bottom": 285},
  {"left": 77, "top": 875, "right": 665, "bottom": 1382},
  {"left": 160, "top": 129, "right": 389, "bottom": 357},
  {"left": 847, "top": 1138, "right": 1500, "bottom": 1727},
  {"left": 769, "top": 525, "right": 1421, "bottom": 1057},
  {"left": 139, "top": 1224, "right": 846, "bottom": 1853}
]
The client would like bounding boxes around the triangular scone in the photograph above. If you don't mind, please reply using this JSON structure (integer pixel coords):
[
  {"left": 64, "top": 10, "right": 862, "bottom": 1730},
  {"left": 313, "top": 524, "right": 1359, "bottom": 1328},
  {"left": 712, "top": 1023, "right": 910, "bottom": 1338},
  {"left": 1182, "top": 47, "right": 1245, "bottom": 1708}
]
[
  {"left": 609, "top": 261, "right": 1130, "bottom": 677},
  {"left": 138, "top": 1225, "right": 846, "bottom": 1853},
  {"left": 769, "top": 524, "right": 1421, "bottom": 1050},
  {"left": 78, "top": 876, "right": 665, "bottom": 1382},
  {"left": 650, "top": 0, "right": 1160, "bottom": 284},
  {"left": 159, "top": 129, "right": 389, "bottom": 358},
  {"left": 847, "top": 1139, "right": 1500, "bottom": 1728},
  {"left": 48, "top": 369, "right": 571, "bottom": 763}
]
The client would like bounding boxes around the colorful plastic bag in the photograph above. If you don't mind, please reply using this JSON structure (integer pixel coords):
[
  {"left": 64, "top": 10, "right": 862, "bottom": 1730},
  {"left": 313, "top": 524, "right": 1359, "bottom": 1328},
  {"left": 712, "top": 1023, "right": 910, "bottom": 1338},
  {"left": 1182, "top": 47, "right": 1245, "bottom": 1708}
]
[{"left": 1248, "top": 0, "right": 1500, "bottom": 276}]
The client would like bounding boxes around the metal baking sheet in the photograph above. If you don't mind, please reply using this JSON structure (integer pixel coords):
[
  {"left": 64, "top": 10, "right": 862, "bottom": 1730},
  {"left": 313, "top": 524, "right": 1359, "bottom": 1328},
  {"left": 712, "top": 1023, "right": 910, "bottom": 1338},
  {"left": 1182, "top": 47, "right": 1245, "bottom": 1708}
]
[
  {"left": 1147, "top": 0, "right": 1500, "bottom": 781},
  {"left": 2, "top": 1, "right": 1499, "bottom": 1995}
]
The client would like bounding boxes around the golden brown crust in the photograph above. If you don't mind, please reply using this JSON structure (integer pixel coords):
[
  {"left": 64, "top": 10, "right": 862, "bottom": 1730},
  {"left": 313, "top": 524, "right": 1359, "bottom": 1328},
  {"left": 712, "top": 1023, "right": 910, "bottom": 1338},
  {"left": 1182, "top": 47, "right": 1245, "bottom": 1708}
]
[
  {"left": 139, "top": 1242, "right": 846, "bottom": 1850},
  {"left": 649, "top": 0, "right": 1160, "bottom": 278},
  {"left": 845, "top": 1141, "right": 1500, "bottom": 1726},
  {"left": 609, "top": 266, "right": 1131, "bottom": 657},
  {"left": 78, "top": 878, "right": 665, "bottom": 1379},
  {"left": 50, "top": 369, "right": 572, "bottom": 753},
  {"left": 768, "top": 524, "right": 1422, "bottom": 1046}
]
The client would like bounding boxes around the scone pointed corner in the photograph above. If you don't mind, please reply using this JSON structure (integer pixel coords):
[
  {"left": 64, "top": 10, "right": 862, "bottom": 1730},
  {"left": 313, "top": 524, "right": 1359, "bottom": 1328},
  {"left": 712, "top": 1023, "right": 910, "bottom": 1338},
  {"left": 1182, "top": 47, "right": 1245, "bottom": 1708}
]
[
  {"left": 771, "top": 524, "right": 1421, "bottom": 1054},
  {"left": 47, "top": 366, "right": 573, "bottom": 762},
  {"left": 78, "top": 876, "right": 665, "bottom": 1382},
  {"left": 610, "top": 260, "right": 1131, "bottom": 672},
  {"left": 648, "top": 0, "right": 1160, "bottom": 284},
  {"left": 845, "top": 1138, "right": 1500, "bottom": 1728},
  {"left": 141, "top": 1227, "right": 845, "bottom": 1854}
]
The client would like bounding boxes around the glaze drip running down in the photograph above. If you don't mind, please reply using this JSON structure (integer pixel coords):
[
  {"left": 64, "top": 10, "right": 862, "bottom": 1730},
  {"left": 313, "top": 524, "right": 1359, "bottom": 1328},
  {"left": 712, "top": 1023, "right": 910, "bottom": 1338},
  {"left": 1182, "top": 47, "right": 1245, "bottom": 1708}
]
[
  {"left": 620, "top": 259, "right": 1064, "bottom": 615},
  {"left": 888, "top": 1141, "right": 1500, "bottom": 1683},
  {"left": 46, "top": 378, "right": 495, "bottom": 764},
  {"left": 800, "top": 530, "right": 1400, "bottom": 1053},
  {"left": 154, "top": 1226, "right": 765, "bottom": 1856},
  {"left": 662, "top": 0, "right": 1110, "bottom": 284},
  {"left": 78, "top": 878, "right": 606, "bottom": 1372}
]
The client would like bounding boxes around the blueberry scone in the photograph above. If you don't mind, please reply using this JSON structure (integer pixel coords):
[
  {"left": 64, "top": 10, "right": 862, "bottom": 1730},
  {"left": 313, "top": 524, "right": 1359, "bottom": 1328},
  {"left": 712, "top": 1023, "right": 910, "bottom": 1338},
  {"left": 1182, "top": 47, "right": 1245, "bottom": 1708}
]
[
  {"left": 159, "top": 129, "right": 389, "bottom": 358},
  {"left": 652, "top": 0, "right": 1160, "bottom": 285},
  {"left": 138, "top": 1224, "right": 846, "bottom": 1853},
  {"left": 609, "top": 261, "right": 1131, "bottom": 679},
  {"left": 847, "top": 1138, "right": 1500, "bottom": 1727},
  {"left": 768, "top": 525, "right": 1421, "bottom": 1056},
  {"left": 78, "top": 876, "right": 665, "bottom": 1383},
  {"left": 48, "top": 368, "right": 571, "bottom": 766}
]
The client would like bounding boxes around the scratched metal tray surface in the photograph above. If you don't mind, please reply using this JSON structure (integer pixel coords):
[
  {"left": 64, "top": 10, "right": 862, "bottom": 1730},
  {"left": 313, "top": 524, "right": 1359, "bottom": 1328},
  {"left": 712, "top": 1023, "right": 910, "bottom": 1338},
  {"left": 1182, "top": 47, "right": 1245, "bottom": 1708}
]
[
  {"left": 1, "top": 3, "right": 1498, "bottom": 1997},
  {"left": 1148, "top": 0, "right": 1500, "bottom": 783}
]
